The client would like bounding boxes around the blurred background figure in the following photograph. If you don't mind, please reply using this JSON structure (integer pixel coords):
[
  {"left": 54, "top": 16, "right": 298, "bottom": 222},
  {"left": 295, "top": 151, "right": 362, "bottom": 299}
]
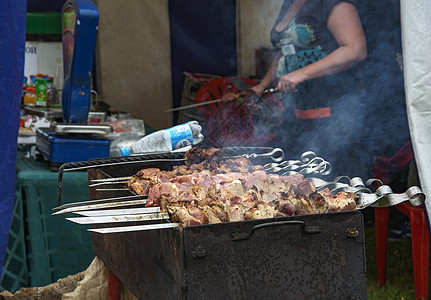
[{"left": 250, "top": 0, "right": 369, "bottom": 180}]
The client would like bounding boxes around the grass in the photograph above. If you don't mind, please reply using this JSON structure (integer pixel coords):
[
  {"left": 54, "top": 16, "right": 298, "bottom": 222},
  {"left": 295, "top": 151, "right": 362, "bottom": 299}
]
[{"left": 364, "top": 223, "right": 429, "bottom": 300}]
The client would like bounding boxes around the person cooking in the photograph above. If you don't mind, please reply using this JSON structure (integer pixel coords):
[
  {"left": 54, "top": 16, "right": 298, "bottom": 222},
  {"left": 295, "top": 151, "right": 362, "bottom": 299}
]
[{"left": 251, "top": 0, "right": 369, "bottom": 179}]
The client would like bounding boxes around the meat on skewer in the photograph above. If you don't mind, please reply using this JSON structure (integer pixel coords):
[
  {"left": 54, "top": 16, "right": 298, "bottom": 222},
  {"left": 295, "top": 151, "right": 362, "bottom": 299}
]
[
  {"left": 221, "top": 90, "right": 253, "bottom": 104},
  {"left": 126, "top": 148, "right": 359, "bottom": 228}
]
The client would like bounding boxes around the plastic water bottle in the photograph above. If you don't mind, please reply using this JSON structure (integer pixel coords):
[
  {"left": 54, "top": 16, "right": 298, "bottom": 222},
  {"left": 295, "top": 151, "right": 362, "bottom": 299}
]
[
  {"left": 46, "top": 76, "right": 60, "bottom": 108},
  {"left": 120, "top": 121, "right": 204, "bottom": 156}
]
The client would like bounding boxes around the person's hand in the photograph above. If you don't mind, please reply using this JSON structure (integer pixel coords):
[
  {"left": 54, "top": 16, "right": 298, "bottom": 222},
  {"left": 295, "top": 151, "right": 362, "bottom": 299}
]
[
  {"left": 249, "top": 84, "right": 266, "bottom": 96},
  {"left": 276, "top": 70, "right": 306, "bottom": 92}
]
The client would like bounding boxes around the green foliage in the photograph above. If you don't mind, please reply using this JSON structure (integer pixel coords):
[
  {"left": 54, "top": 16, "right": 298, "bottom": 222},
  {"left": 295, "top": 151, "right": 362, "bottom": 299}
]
[{"left": 364, "top": 225, "right": 426, "bottom": 300}]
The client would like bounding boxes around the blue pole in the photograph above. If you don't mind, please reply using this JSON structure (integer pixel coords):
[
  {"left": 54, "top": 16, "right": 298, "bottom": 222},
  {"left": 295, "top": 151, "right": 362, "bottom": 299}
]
[{"left": 0, "top": 0, "right": 27, "bottom": 277}]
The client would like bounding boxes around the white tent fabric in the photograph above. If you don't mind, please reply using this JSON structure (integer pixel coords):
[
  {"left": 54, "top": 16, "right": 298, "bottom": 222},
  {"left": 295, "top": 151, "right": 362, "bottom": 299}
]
[{"left": 401, "top": 0, "right": 431, "bottom": 222}]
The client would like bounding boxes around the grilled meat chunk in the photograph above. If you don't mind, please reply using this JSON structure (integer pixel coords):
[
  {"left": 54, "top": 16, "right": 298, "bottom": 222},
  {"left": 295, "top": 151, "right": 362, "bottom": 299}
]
[
  {"left": 320, "top": 189, "right": 357, "bottom": 212},
  {"left": 219, "top": 180, "right": 244, "bottom": 202},
  {"left": 167, "top": 206, "right": 202, "bottom": 227},
  {"left": 147, "top": 182, "right": 178, "bottom": 207},
  {"left": 127, "top": 156, "right": 262, "bottom": 196},
  {"left": 126, "top": 148, "right": 359, "bottom": 228},
  {"left": 184, "top": 147, "right": 223, "bottom": 166},
  {"left": 221, "top": 90, "right": 251, "bottom": 104},
  {"left": 201, "top": 206, "right": 222, "bottom": 224},
  {"left": 126, "top": 168, "right": 160, "bottom": 195},
  {"left": 227, "top": 204, "right": 247, "bottom": 222},
  {"left": 245, "top": 203, "right": 278, "bottom": 220},
  {"left": 277, "top": 200, "right": 296, "bottom": 216},
  {"left": 206, "top": 200, "right": 229, "bottom": 222},
  {"left": 307, "top": 191, "right": 330, "bottom": 214},
  {"left": 187, "top": 204, "right": 207, "bottom": 224},
  {"left": 159, "top": 185, "right": 206, "bottom": 212}
]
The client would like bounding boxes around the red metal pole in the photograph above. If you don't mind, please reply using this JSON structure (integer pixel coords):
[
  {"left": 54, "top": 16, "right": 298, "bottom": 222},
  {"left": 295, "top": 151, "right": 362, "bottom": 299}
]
[
  {"left": 375, "top": 206, "right": 390, "bottom": 287},
  {"left": 108, "top": 268, "right": 121, "bottom": 300}
]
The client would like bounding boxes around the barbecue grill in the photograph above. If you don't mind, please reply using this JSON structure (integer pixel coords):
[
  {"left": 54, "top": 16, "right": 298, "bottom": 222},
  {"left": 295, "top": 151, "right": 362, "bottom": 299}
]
[
  {"left": 91, "top": 208, "right": 367, "bottom": 299},
  {"left": 54, "top": 147, "right": 425, "bottom": 299}
]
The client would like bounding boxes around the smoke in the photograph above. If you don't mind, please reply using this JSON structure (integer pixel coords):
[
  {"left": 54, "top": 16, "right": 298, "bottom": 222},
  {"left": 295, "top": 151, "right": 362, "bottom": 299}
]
[
  {"left": 189, "top": 0, "right": 410, "bottom": 182},
  {"left": 358, "top": 0, "right": 410, "bottom": 156},
  {"left": 271, "top": 90, "right": 373, "bottom": 180},
  {"left": 262, "top": 0, "right": 410, "bottom": 181}
]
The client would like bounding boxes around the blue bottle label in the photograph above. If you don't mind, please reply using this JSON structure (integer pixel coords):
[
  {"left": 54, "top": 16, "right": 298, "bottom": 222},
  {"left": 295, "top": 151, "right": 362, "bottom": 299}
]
[{"left": 166, "top": 123, "right": 194, "bottom": 149}]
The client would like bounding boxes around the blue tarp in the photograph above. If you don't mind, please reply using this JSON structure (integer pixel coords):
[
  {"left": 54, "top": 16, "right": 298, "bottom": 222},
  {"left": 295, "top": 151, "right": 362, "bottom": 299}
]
[{"left": 0, "top": 0, "right": 27, "bottom": 277}]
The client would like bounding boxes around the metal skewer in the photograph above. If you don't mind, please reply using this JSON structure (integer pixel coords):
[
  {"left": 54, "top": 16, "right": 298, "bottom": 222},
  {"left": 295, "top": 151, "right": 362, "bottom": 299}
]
[
  {"left": 57, "top": 157, "right": 186, "bottom": 206},
  {"left": 165, "top": 98, "right": 224, "bottom": 112},
  {"left": 89, "top": 181, "right": 129, "bottom": 187},
  {"left": 237, "top": 147, "right": 285, "bottom": 163},
  {"left": 91, "top": 176, "right": 132, "bottom": 183},
  {"left": 259, "top": 88, "right": 278, "bottom": 100},
  {"left": 165, "top": 88, "right": 279, "bottom": 113},
  {"left": 87, "top": 148, "right": 287, "bottom": 186},
  {"left": 264, "top": 151, "right": 332, "bottom": 175},
  {"left": 73, "top": 207, "right": 160, "bottom": 217},
  {"left": 52, "top": 199, "right": 148, "bottom": 215},
  {"left": 95, "top": 188, "right": 130, "bottom": 192},
  {"left": 88, "top": 222, "right": 180, "bottom": 234},
  {"left": 67, "top": 213, "right": 169, "bottom": 225},
  {"left": 53, "top": 194, "right": 147, "bottom": 211}
]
